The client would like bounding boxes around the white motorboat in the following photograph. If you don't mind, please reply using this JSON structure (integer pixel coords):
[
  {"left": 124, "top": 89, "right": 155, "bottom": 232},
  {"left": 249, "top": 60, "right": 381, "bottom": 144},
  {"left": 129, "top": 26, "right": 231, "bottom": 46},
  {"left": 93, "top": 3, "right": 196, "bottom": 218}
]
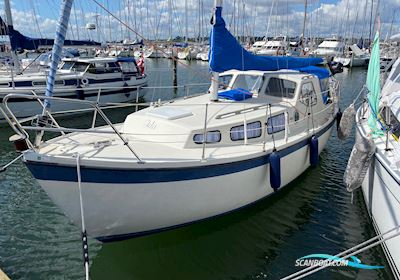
[
  {"left": 3, "top": 2, "right": 339, "bottom": 242},
  {"left": 0, "top": 56, "right": 148, "bottom": 121},
  {"left": 249, "top": 40, "right": 267, "bottom": 54},
  {"left": 256, "top": 36, "right": 288, "bottom": 56},
  {"left": 310, "top": 37, "right": 345, "bottom": 60},
  {"left": 334, "top": 44, "right": 369, "bottom": 67},
  {"left": 346, "top": 35, "right": 400, "bottom": 279}
]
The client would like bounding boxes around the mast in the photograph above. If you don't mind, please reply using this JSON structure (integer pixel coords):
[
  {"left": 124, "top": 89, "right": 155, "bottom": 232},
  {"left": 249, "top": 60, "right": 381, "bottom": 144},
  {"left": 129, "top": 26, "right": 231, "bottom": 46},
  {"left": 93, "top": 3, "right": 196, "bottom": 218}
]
[
  {"left": 210, "top": 0, "right": 223, "bottom": 102},
  {"left": 4, "top": 0, "right": 21, "bottom": 73},
  {"left": 265, "top": 0, "right": 275, "bottom": 40},
  {"left": 133, "top": 0, "right": 138, "bottom": 40},
  {"left": 107, "top": 0, "right": 112, "bottom": 42},
  {"left": 301, "top": 0, "right": 307, "bottom": 47},
  {"left": 43, "top": 0, "right": 74, "bottom": 110},
  {"left": 369, "top": 0, "right": 374, "bottom": 46},
  {"left": 168, "top": 0, "right": 172, "bottom": 40},
  {"left": 185, "top": 0, "right": 188, "bottom": 42}
]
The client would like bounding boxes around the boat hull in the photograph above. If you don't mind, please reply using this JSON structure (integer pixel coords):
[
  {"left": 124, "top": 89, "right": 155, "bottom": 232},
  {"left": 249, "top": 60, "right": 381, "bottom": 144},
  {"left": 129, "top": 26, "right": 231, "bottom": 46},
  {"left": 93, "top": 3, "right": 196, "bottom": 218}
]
[
  {"left": 0, "top": 78, "right": 148, "bottom": 122},
  {"left": 356, "top": 116, "right": 400, "bottom": 279},
  {"left": 25, "top": 120, "right": 334, "bottom": 242}
]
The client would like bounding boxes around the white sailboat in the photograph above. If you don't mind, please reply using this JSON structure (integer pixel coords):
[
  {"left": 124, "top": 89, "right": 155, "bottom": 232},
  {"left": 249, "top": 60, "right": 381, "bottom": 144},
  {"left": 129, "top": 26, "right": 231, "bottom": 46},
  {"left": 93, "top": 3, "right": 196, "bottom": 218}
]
[
  {"left": 3, "top": 1, "right": 340, "bottom": 242},
  {"left": 345, "top": 33, "right": 400, "bottom": 279}
]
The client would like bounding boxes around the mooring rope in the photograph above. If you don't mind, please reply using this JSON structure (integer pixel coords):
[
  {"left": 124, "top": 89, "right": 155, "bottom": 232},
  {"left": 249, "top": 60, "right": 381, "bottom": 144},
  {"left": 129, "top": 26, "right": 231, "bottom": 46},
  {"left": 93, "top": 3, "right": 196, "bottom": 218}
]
[{"left": 76, "top": 154, "right": 90, "bottom": 280}]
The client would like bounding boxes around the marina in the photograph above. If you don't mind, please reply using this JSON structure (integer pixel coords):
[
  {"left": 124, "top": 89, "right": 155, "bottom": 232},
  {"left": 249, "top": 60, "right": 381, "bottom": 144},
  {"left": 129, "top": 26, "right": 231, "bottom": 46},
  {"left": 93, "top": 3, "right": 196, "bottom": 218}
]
[{"left": 0, "top": 0, "right": 400, "bottom": 279}]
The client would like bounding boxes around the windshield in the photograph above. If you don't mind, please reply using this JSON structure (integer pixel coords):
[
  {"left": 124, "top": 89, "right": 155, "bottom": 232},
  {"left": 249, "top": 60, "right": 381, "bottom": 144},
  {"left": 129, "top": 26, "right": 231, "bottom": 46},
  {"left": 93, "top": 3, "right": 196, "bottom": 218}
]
[
  {"left": 232, "top": 74, "right": 262, "bottom": 92},
  {"left": 219, "top": 75, "right": 233, "bottom": 90},
  {"left": 264, "top": 77, "right": 297, "bottom": 99}
]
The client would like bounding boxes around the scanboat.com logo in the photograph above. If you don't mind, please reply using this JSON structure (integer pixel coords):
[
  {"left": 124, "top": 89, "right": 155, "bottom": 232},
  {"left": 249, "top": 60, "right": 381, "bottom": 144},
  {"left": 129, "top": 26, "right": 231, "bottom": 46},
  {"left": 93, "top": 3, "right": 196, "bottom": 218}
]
[{"left": 295, "top": 254, "right": 384, "bottom": 270}]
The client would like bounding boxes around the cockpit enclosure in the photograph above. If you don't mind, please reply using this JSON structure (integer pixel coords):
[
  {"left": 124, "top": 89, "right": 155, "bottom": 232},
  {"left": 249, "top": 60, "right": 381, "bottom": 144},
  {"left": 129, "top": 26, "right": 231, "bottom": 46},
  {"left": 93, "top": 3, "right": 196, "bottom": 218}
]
[
  {"left": 217, "top": 70, "right": 330, "bottom": 108},
  {"left": 123, "top": 69, "right": 336, "bottom": 150},
  {"left": 58, "top": 57, "right": 141, "bottom": 76}
]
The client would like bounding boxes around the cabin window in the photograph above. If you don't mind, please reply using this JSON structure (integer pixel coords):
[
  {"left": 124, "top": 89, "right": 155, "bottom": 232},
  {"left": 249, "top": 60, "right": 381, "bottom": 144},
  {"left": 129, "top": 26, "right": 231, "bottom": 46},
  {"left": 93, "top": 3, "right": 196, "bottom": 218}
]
[
  {"left": 88, "top": 62, "right": 118, "bottom": 74},
  {"left": 119, "top": 62, "right": 139, "bottom": 74},
  {"left": 71, "top": 62, "right": 89, "bottom": 72},
  {"left": 193, "top": 131, "right": 221, "bottom": 144},
  {"left": 60, "top": 61, "right": 74, "bottom": 70},
  {"left": 106, "top": 62, "right": 121, "bottom": 73},
  {"left": 300, "top": 82, "right": 317, "bottom": 106},
  {"left": 264, "top": 78, "right": 296, "bottom": 99},
  {"left": 267, "top": 113, "right": 285, "bottom": 134},
  {"left": 232, "top": 75, "right": 262, "bottom": 92},
  {"left": 230, "top": 121, "right": 262, "bottom": 141},
  {"left": 320, "top": 78, "right": 330, "bottom": 104},
  {"left": 219, "top": 75, "right": 233, "bottom": 90}
]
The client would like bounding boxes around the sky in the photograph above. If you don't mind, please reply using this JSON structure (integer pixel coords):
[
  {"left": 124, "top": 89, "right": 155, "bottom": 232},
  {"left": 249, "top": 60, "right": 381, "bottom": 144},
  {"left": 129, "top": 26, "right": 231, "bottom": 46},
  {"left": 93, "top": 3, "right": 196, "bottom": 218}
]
[{"left": 1, "top": 0, "right": 399, "bottom": 42}]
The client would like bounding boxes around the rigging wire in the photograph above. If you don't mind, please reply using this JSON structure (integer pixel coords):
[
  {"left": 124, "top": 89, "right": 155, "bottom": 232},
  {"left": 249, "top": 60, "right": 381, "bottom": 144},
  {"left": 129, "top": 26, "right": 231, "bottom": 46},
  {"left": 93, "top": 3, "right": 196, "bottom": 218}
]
[
  {"left": 90, "top": 0, "right": 217, "bottom": 88},
  {"left": 29, "top": 0, "right": 43, "bottom": 38}
]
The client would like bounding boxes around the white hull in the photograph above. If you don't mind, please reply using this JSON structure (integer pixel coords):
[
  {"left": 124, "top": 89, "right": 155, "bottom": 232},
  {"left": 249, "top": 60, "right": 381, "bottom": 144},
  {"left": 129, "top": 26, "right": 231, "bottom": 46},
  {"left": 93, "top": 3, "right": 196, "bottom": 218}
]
[
  {"left": 200, "top": 52, "right": 209, "bottom": 61},
  {"left": 334, "top": 56, "right": 368, "bottom": 67},
  {"left": 144, "top": 49, "right": 164, "bottom": 58},
  {"left": 29, "top": 122, "right": 333, "bottom": 241},
  {"left": 357, "top": 110, "right": 400, "bottom": 279}
]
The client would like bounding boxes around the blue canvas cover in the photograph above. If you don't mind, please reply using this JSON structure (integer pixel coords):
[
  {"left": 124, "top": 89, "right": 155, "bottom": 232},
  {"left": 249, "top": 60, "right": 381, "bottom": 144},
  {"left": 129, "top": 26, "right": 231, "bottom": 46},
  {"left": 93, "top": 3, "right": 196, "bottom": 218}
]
[
  {"left": 295, "top": 66, "right": 330, "bottom": 79},
  {"left": 218, "top": 88, "right": 252, "bottom": 101},
  {"left": 0, "top": 16, "right": 100, "bottom": 51},
  {"left": 209, "top": 7, "right": 323, "bottom": 73}
]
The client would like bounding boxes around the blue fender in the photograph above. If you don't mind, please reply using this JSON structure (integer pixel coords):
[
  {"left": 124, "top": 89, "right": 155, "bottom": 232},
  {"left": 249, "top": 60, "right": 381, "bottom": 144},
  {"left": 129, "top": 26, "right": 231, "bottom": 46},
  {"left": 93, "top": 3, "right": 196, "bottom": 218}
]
[
  {"left": 310, "top": 135, "right": 319, "bottom": 167},
  {"left": 269, "top": 151, "right": 281, "bottom": 191}
]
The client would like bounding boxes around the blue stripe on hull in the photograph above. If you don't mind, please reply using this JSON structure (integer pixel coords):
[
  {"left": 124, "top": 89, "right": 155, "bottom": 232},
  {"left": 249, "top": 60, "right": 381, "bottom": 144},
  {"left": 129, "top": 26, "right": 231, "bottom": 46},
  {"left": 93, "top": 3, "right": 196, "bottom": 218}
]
[{"left": 25, "top": 118, "right": 335, "bottom": 184}]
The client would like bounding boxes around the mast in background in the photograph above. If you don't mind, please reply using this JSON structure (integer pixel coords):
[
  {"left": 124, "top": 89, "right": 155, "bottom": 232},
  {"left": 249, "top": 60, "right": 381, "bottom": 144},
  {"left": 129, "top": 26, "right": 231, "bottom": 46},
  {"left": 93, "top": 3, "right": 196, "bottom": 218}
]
[
  {"left": 301, "top": 0, "right": 308, "bottom": 48},
  {"left": 210, "top": 0, "right": 223, "bottom": 102},
  {"left": 4, "top": 0, "right": 21, "bottom": 73}
]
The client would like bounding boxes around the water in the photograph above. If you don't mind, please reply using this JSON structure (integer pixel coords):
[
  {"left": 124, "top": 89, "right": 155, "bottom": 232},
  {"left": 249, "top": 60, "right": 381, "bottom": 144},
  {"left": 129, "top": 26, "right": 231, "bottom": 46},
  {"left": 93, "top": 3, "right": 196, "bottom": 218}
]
[{"left": 0, "top": 60, "right": 394, "bottom": 279}]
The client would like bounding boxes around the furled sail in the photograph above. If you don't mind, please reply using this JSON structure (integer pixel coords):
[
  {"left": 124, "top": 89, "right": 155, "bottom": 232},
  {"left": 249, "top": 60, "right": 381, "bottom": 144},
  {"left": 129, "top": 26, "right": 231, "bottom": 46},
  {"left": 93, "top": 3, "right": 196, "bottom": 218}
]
[
  {"left": 366, "top": 32, "right": 384, "bottom": 137},
  {"left": 0, "top": 16, "right": 100, "bottom": 51},
  {"left": 208, "top": 6, "right": 323, "bottom": 73}
]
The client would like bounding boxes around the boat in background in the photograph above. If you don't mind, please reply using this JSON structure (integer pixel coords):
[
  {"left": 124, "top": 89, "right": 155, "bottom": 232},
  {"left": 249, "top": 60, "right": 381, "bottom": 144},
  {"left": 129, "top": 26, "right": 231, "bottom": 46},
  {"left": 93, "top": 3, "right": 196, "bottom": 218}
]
[
  {"left": 143, "top": 46, "right": 164, "bottom": 58},
  {"left": 345, "top": 32, "right": 400, "bottom": 280},
  {"left": 249, "top": 40, "right": 267, "bottom": 54},
  {"left": 334, "top": 44, "right": 369, "bottom": 67},
  {"left": 310, "top": 37, "right": 345, "bottom": 61},
  {"left": 255, "top": 36, "right": 288, "bottom": 56},
  {"left": 0, "top": 56, "right": 148, "bottom": 122}
]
